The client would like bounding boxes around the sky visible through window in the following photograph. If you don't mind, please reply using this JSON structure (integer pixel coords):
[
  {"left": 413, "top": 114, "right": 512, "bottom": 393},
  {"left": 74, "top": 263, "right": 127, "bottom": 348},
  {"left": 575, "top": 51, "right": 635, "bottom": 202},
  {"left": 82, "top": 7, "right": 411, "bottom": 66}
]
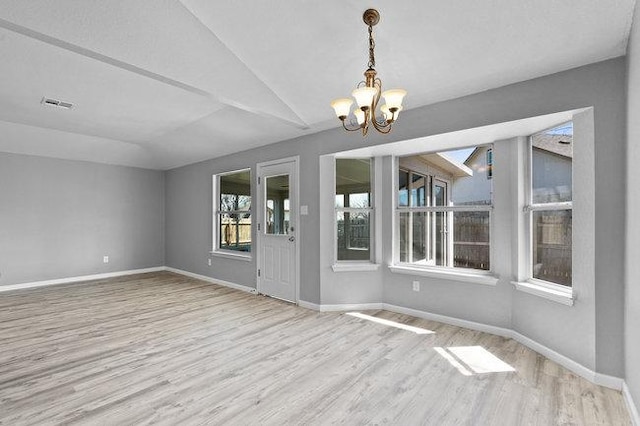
[
  {"left": 444, "top": 147, "right": 475, "bottom": 164},
  {"left": 546, "top": 122, "right": 573, "bottom": 135}
]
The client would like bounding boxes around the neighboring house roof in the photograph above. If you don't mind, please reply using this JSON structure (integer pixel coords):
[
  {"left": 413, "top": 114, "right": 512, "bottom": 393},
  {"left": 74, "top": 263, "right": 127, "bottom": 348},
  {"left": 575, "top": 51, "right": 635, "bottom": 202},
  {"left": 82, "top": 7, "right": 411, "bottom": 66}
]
[
  {"left": 420, "top": 153, "right": 473, "bottom": 177},
  {"left": 532, "top": 134, "right": 573, "bottom": 158},
  {"left": 463, "top": 147, "right": 483, "bottom": 167}
]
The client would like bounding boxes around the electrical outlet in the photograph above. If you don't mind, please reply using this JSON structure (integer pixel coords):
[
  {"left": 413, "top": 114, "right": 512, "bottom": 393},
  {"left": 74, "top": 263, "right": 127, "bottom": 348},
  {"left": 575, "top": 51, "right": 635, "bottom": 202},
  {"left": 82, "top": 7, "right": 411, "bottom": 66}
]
[
  {"left": 207, "top": 258, "right": 212, "bottom": 266},
  {"left": 412, "top": 281, "right": 420, "bottom": 292},
  {"left": 103, "top": 256, "right": 109, "bottom": 264}
]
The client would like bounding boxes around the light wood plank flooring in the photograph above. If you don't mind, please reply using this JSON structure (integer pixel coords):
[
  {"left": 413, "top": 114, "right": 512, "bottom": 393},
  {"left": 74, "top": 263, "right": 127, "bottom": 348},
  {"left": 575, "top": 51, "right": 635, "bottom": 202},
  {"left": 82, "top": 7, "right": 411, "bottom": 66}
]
[{"left": 0, "top": 272, "right": 630, "bottom": 425}]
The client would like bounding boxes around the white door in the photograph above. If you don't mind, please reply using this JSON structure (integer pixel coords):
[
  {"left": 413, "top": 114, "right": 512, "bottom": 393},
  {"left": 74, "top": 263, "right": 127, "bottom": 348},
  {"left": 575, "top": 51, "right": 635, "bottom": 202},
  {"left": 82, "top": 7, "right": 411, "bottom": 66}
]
[{"left": 257, "top": 158, "right": 298, "bottom": 302}]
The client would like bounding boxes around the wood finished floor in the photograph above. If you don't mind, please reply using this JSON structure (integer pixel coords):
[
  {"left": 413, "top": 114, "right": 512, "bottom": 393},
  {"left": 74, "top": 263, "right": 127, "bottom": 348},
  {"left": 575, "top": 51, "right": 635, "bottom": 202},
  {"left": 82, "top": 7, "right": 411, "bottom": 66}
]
[{"left": 0, "top": 272, "right": 630, "bottom": 425}]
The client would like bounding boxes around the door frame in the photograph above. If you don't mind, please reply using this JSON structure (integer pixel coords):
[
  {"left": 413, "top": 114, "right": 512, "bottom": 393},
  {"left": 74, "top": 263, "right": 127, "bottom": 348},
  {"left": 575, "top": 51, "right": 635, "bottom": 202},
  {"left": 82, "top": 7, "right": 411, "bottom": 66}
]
[{"left": 256, "top": 156, "right": 301, "bottom": 303}]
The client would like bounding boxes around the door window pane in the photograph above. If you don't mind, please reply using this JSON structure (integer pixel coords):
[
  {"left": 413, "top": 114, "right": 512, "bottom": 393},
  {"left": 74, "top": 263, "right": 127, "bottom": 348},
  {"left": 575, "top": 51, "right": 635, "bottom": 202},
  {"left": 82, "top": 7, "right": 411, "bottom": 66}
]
[
  {"left": 532, "top": 210, "right": 572, "bottom": 286},
  {"left": 411, "top": 173, "right": 427, "bottom": 207},
  {"left": 265, "top": 174, "right": 290, "bottom": 235},
  {"left": 434, "top": 182, "right": 446, "bottom": 206},
  {"left": 399, "top": 212, "right": 428, "bottom": 264},
  {"left": 398, "top": 170, "right": 409, "bottom": 207}
]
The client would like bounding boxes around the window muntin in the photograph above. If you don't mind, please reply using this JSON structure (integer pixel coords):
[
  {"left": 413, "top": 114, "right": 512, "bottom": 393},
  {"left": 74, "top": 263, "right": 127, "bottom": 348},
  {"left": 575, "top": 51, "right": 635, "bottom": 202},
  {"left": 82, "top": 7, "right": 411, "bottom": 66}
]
[
  {"left": 214, "top": 169, "right": 252, "bottom": 253},
  {"left": 528, "top": 122, "right": 573, "bottom": 287},
  {"left": 336, "top": 158, "right": 373, "bottom": 262},
  {"left": 397, "top": 146, "right": 493, "bottom": 271}
]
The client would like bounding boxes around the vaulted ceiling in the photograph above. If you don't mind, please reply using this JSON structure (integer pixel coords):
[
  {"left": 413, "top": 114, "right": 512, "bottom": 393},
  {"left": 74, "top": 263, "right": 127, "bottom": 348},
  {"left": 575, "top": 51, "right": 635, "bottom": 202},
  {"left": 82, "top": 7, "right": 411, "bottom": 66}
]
[{"left": 0, "top": 1, "right": 635, "bottom": 169}]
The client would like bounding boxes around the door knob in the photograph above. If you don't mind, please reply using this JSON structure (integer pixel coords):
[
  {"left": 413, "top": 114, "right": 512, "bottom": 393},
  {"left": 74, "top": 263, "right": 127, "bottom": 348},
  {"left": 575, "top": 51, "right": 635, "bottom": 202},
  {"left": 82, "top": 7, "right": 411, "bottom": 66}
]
[{"left": 288, "top": 236, "right": 295, "bottom": 242}]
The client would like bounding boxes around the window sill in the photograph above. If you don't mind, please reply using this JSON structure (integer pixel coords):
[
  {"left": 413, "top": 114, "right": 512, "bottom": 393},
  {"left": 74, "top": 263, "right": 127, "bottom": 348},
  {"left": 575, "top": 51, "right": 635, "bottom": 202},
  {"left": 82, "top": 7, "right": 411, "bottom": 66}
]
[
  {"left": 209, "top": 250, "right": 252, "bottom": 262},
  {"left": 388, "top": 265, "right": 499, "bottom": 286},
  {"left": 511, "top": 280, "right": 574, "bottom": 306},
  {"left": 332, "top": 263, "right": 380, "bottom": 273}
]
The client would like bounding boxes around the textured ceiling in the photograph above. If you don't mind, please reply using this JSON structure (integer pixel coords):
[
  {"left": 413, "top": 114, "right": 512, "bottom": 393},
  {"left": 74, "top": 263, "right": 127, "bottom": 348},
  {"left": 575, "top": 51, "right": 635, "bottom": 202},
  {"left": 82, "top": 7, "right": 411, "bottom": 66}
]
[{"left": 0, "top": 0, "right": 635, "bottom": 169}]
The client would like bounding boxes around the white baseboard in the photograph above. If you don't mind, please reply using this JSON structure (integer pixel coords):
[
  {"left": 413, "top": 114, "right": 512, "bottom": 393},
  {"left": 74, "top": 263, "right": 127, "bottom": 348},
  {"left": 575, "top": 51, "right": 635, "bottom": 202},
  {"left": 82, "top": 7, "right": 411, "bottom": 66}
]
[
  {"left": 298, "top": 300, "right": 321, "bottom": 311},
  {"left": 624, "top": 382, "right": 640, "bottom": 426},
  {"left": 382, "top": 303, "right": 623, "bottom": 391},
  {"left": 0, "top": 266, "right": 166, "bottom": 293},
  {"left": 383, "top": 303, "right": 512, "bottom": 339},
  {"left": 297, "top": 301, "right": 383, "bottom": 312},
  {"left": 300, "top": 300, "right": 624, "bottom": 391},
  {"left": 590, "top": 372, "right": 625, "bottom": 390},
  {"left": 510, "top": 330, "right": 622, "bottom": 390},
  {"left": 318, "top": 303, "right": 384, "bottom": 312},
  {"left": 164, "top": 267, "right": 256, "bottom": 294}
]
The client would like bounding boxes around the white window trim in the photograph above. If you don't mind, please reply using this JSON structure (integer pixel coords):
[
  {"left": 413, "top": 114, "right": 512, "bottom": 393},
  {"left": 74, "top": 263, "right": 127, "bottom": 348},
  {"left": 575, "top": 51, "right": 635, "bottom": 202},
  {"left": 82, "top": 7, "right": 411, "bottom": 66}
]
[
  {"left": 209, "top": 250, "right": 253, "bottom": 262},
  {"left": 511, "top": 279, "right": 574, "bottom": 306},
  {"left": 332, "top": 262, "right": 381, "bottom": 272},
  {"left": 389, "top": 264, "right": 499, "bottom": 286},
  {"left": 523, "top": 128, "right": 574, "bottom": 294},
  {"left": 212, "top": 168, "right": 252, "bottom": 260},
  {"left": 333, "top": 157, "right": 381, "bottom": 268}
]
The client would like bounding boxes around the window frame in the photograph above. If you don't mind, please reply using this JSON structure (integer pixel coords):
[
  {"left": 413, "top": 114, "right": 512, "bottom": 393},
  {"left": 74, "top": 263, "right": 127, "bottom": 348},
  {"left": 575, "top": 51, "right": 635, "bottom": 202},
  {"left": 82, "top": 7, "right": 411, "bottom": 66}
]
[
  {"left": 393, "top": 148, "right": 494, "bottom": 275},
  {"left": 211, "top": 168, "right": 253, "bottom": 261},
  {"left": 525, "top": 125, "right": 573, "bottom": 289},
  {"left": 334, "top": 157, "right": 376, "bottom": 265}
]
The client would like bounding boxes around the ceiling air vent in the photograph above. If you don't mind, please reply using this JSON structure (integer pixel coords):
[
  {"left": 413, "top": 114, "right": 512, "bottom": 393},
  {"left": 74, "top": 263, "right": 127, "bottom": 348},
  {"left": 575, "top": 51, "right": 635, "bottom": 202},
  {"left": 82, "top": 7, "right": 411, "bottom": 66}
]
[{"left": 41, "top": 97, "right": 74, "bottom": 110}]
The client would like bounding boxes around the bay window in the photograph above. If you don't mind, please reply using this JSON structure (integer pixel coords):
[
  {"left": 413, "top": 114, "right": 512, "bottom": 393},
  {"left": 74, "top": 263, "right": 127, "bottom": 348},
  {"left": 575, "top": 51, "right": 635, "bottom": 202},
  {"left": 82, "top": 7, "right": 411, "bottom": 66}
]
[{"left": 396, "top": 147, "right": 493, "bottom": 272}]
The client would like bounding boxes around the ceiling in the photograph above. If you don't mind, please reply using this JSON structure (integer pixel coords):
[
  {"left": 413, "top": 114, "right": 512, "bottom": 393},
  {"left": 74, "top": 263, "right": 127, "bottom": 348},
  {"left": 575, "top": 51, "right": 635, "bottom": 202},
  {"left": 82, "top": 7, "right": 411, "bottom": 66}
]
[{"left": 0, "top": 0, "right": 635, "bottom": 170}]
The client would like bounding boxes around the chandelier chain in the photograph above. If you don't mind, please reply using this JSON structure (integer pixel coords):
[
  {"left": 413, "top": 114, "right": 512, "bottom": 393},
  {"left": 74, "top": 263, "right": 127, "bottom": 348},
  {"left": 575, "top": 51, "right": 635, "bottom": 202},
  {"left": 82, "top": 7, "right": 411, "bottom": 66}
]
[{"left": 367, "top": 24, "right": 375, "bottom": 69}]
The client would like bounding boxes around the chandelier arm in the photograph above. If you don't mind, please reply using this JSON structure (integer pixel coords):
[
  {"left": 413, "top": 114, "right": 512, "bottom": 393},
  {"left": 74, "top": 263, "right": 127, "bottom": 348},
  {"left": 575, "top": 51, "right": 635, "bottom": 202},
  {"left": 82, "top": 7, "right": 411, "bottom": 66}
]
[
  {"left": 371, "top": 78, "right": 382, "bottom": 111},
  {"left": 341, "top": 119, "right": 363, "bottom": 132},
  {"left": 371, "top": 116, "right": 392, "bottom": 133},
  {"left": 368, "top": 77, "right": 392, "bottom": 133}
]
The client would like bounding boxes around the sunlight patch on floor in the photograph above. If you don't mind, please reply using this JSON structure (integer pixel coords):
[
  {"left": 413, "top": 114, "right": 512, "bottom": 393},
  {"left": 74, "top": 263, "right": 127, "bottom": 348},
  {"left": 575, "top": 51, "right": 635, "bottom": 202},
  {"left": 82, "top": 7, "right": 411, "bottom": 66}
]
[
  {"left": 435, "top": 345, "right": 515, "bottom": 375},
  {"left": 346, "top": 312, "right": 435, "bottom": 335}
]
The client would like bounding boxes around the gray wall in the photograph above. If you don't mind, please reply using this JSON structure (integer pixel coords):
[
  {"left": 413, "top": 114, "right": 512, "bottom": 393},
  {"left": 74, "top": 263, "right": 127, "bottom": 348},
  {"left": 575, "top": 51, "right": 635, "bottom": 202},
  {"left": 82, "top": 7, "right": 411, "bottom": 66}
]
[
  {"left": 0, "top": 152, "right": 165, "bottom": 285},
  {"left": 165, "top": 58, "right": 626, "bottom": 377},
  {"left": 451, "top": 146, "right": 493, "bottom": 204},
  {"left": 626, "top": 1, "right": 640, "bottom": 412}
]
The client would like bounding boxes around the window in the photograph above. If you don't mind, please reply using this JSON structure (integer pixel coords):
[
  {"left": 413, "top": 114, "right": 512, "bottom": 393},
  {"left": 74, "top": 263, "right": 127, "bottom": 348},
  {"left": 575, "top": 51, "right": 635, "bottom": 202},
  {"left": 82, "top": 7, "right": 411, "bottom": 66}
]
[
  {"left": 265, "top": 175, "right": 290, "bottom": 235},
  {"left": 396, "top": 146, "right": 492, "bottom": 271},
  {"left": 213, "top": 169, "right": 252, "bottom": 254},
  {"left": 527, "top": 122, "right": 573, "bottom": 287},
  {"left": 335, "top": 158, "right": 373, "bottom": 262}
]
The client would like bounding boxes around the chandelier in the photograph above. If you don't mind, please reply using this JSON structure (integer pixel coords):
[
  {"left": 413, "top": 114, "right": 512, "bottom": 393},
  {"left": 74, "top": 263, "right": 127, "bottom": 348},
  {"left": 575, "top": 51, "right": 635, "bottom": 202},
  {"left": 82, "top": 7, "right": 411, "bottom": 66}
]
[{"left": 330, "top": 9, "right": 407, "bottom": 136}]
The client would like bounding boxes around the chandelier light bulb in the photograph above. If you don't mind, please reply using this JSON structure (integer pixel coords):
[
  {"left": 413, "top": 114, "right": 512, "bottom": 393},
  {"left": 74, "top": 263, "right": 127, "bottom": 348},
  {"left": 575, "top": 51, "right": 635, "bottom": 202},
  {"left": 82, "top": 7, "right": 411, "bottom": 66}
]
[
  {"left": 330, "top": 98, "right": 354, "bottom": 119},
  {"left": 352, "top": 87, "right": 378, "bottom": 109},
  {"left": 381, "top": 89, "right": 407, "bottom": 111}
]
